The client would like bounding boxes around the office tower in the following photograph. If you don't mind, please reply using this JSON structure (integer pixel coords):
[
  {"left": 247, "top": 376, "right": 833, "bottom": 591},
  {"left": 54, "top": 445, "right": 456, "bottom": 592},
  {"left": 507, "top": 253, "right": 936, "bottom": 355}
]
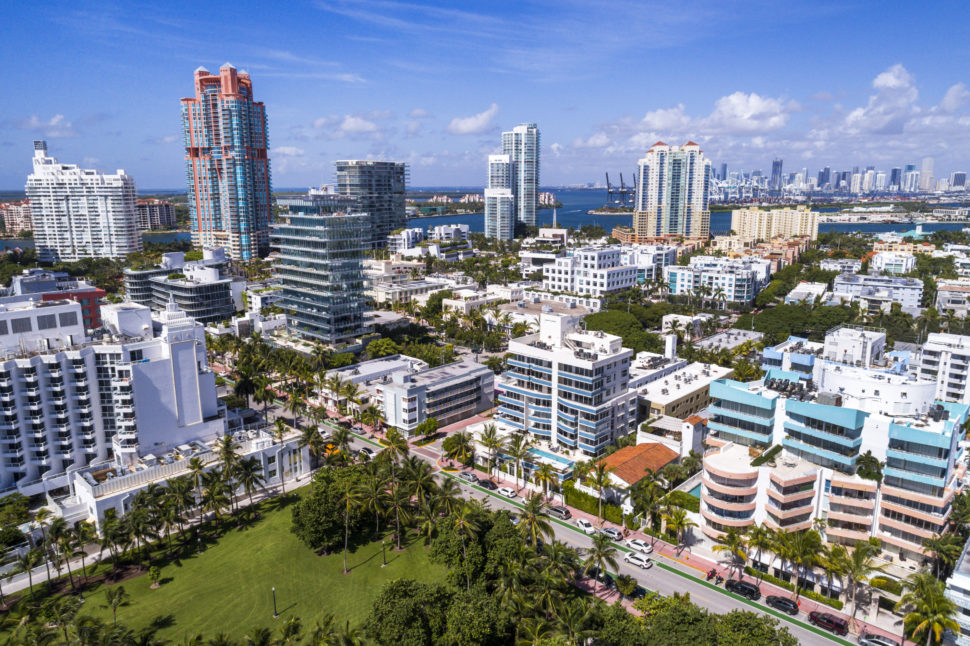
[
  {"left": 633, "top": 141, "right": 712, "bottom": 239},
  {"left": 876, "top": 172, "right": 887, "bottom": 190},
  {"left": 26, "top": 141, "right": 141, "bottom": 263},
  {"left": 273, "top": 195, "right": 371, "bottom": 346},
  {"left": 720, "top": 163, "right": 727, "bottom": 181},
  {"left": 501, "top": 123, "right": 540, "bottom": 229},
  {"left": 904, "top": 170, "right": 921, "bottom": 192},
  {"left": 769, "top": 158, "right": 783, "bottom": 190},
  {"left": 890, "top": 167, "right": 902, "bottom": 190},
  {"left": 484, "top": 154, "right": 514, "bottom": 240},
  {"left": 181, "top": 64, "right": 271, "bottom": 261},
  {"left": 817, "top": 166, "right": 831, "bottom": 190},
  {"left": 952, "top": 172, "right": 967, "bottom": 189},
  {"left": 335, "top": 161, "right": 407, "bottom": 249},
  {"left": 920, "top": 157, "right": 935, "bottom": 191},
  {"left": 863, "top": 169, "right": 876, "bottom": 193},
  {"left": 850, "top": 173, "right": 862, "bottom": 194}
]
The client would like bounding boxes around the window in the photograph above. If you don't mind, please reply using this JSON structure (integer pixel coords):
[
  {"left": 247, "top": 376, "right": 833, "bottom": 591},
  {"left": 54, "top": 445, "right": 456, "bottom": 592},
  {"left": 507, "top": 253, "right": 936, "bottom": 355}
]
[
  {"left": 59, "top": 312, "right": 78, "bottom": 327},
  {"left": 0, "top": 320, "right": 8, "bottom": 336},
  {"left": 11, "top": 318, "right": 31, "bottom": 334},
  {"left": 36, "top": 314, "right": 56, "bottom": 330}
]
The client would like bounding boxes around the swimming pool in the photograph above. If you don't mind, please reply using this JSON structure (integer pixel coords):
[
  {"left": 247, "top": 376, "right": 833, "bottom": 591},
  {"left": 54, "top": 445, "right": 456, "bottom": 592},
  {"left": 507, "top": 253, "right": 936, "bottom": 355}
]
[
  {"left": 528, "top": 447, "right": 575, "bottom": 467},
  {"left": 688, "top": 484, "right": 701, "bottom": 498}
]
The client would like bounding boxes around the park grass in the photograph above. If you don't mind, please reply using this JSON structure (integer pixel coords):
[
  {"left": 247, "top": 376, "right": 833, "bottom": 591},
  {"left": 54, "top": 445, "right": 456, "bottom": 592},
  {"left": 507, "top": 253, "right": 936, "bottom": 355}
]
[{"left": 67, "top": 487, "right": 446, "bottom": 640}]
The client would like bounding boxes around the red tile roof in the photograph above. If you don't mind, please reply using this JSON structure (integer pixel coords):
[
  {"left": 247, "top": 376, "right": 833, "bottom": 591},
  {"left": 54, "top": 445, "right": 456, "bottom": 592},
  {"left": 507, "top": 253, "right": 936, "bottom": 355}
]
[{"left": 597, "top": 443, "right": 679, "bottom": 486}]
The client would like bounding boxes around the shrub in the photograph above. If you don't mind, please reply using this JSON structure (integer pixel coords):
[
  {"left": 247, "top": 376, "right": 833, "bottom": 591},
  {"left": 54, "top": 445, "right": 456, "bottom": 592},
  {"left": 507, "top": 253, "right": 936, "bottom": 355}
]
[
  {"left": 751, "top": 445, "right": 782, "bottom": 467},
  {"left": 562, "top": 481, "right": 624, "bottom": 524},
  {"left": 665, "top": 490, "right": 700, "bottom": 513},
  {"left": 869, "top": 576, "right": 902, "bottom": 596}
]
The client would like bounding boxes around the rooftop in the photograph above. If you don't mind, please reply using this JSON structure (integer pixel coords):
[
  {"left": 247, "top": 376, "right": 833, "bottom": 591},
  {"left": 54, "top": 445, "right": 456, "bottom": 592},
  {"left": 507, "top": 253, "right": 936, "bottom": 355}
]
[
  {"left": 499, "top": 299, "right": 589, "bottom": 317},
  {"left": 693, "top": 329, "right": 764, "bottom": 351},
  {"left": 598, "top": 442, "right": 679, "bottom": 486},
  {"left": 638, "top": 362, "right": 733, "bottom": 405}
]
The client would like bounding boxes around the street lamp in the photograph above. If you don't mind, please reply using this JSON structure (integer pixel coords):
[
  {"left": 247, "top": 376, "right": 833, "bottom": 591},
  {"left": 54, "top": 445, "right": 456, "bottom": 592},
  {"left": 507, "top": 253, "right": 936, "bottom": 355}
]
[
  {"left": 272, "top": 586, "right": 278, "bottom": 618},
  {"left": 381, "top": 539, "right": 387, "bottom": 567}
]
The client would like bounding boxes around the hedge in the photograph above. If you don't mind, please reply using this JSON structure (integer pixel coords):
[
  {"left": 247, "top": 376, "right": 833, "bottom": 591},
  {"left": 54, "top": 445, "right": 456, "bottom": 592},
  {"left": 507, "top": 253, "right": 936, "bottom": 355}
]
[
  {"left": 751, "top": 444, "right": 782, "bottom": 467},
  {"left": 869, "top": 576, "right": 902, "bottom": 596},
  {"left": 743, "top": 567, "right": 844, "bottom": 610},
  {"left": 666, "top": 490, "right": 700, "bottom": 513},
  {"left": 563, "top": 481, "right": 625, "bottom": 525}
]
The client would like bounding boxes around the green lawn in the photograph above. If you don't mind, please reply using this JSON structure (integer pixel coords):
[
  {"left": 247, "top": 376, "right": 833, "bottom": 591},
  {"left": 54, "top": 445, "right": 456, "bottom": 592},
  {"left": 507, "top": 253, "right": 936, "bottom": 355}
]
[{"left": 74, "top": 488, "right": 447, "bottom": 640}]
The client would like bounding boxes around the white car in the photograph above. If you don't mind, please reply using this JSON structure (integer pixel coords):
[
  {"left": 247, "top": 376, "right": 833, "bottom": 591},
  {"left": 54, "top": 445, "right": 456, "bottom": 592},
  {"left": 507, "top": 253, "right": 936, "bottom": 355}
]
[
  {"left": 575, "top": 518, "right": 596, "bottom": 535},
  {"left": 496, "top": 486, "right": 517, "bottom": 499},
  {"left": 623, "top": 552, "right": 653, "bottom": 569},
  {"left": 625, "top": 538, "right": 654, "bottom": 554}
]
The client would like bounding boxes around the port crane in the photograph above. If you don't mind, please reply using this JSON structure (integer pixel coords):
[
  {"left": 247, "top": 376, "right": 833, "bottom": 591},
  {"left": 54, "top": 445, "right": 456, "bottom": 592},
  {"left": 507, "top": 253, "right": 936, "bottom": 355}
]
[{"left": 605, "top": 172, "right": 636, "bottom": 206}]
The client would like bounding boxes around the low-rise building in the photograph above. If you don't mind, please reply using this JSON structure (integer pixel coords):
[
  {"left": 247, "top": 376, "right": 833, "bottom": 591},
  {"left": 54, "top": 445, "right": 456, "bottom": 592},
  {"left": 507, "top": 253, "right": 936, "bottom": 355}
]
[
  {"left": 543, "top": 248, "right": 637, "bottom": 297},
  {"left": 872, "top": 241, "right": 936, "bottom": 255},
  {"left": 5, "top": 269, "right": 106, "bottom": 330},
  {"left": 619, "top": 245, "right": 678, "bottom": 283},
  {"left": 596, "top": 442, "right": 679, "bottom": 503},
  {"left": 918, "top": 333, "right": 970, "bottom": 405},
  {"left": 936, "top": 280, "right": 970, "bottom": 318},
  {"left": 784, "top": 281, "right": 827, "bottom": 304},
  {"left": 944, "top": 540, "right": 970, "bottom": 646},
  {"left": 442, "top": 288, "right": 503, "bottom": 315},
  {"left": 636, "top": 361, "right": 734, "bottom": 419},
  {"left": 661, "top": 313, "right": 713, "bottom": 340},
  {"left": 760, "top": 336, "right": 823, "bottom": 380},
  {"left": 693, "top": 329, "right": 764, "bottom": 352},
  {"left": 387, "top": 227, "right": 424, "bottom": 253},
  {"left": 871, "top": 251, "right": 916, "bottom": 275},
  {"left": 820, "top": 258, "right": 863, "bottom": 273},
  {"left": 664, "top": 256, "right": 772, "bottom": 304},
  {"left": 369, "top": 275, "right": 476, "bottom": 307},
  {"left": 832, "top": 273, "right": 923, "bottom": 311},
  {"left": 382, "top": 360, "right": 494, "bottom": 436}
]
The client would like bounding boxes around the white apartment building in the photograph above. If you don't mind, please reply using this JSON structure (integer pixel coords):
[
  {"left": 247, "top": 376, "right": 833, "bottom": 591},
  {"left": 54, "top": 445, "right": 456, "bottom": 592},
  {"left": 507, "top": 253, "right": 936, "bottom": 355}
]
[
  {"left": 871, "top": 251, "right": 916, "bottom": 275},
  {"left": 664, "top": 256, "right": 772, "bottom": 304},
  {"left": 387, "top": 227, "right": 425, "bottom": 252},
  {"left": 496, "top": 313, "right": 637, "bottom": 457},
  {"left": 944, "top": 541, "right": 970, "bottom": 646},
  {"left": 820, "top": 258, "right": 863, "bottom": 273},
  {"left": 382, "top": 360, "right": 495, "bottom": 436},
  {"left": 0, "top": 300, "right": 226, "bottom": 499},
  {"left": 730, "top": 206, "right": 819, "bottom": 241},
  {"left": 0, "top": 299, "right": 86, "bottom": 356},
  {"left": 26, "top": 141, "right": 141, "bottom": 262},
  {"left": 618, "top": 245, "right": 678, "bottom": 283},
  {"left": 484, "top": 154, "right": 515, "bottom": 241},
  {"left": 918, "top": 333, "right": 970, "bottom": 405},
  {"left": 430, "top": 224, "right": 469, "bottom": 242},
  {"left": 543, "top": 248, "right": 637, "bottom": 297},
  {"left": 832, "top": 274, "right": 924, "bottom": 310}
]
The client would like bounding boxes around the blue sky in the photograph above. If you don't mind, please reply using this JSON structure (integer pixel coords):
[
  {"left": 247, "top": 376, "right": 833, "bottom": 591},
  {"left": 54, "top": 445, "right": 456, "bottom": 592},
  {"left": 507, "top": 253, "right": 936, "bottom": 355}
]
[{"left": 2, "top": 0, "right": 969, "bottom": 189}]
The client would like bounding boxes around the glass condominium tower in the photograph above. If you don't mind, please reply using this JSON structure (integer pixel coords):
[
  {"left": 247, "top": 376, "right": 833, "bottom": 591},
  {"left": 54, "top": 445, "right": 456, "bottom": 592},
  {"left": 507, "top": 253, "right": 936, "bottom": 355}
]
[
  {"left": 181, "top": 63, "right": 272, "bottom": 261},
  {"left": 272, "top": 196, "right": 371, "bottom": 347},
  {"left": 503, "top": 123, "right": 540, "bottom": 229},
  {"left": 633, "top": 141, "right": 711, "bottom": 239},
  {"left": 335, "top": 161, "right": 407, "bottom": 249},
  {"left": 484, "top": 154, "right": 514, "bottom": 240}
]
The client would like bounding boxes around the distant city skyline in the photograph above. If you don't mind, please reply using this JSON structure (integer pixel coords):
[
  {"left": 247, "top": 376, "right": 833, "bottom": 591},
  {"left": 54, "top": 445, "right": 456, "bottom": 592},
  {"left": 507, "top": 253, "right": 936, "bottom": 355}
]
[{"left": 2, "top": 1, "right": 970, "bottom": 188}]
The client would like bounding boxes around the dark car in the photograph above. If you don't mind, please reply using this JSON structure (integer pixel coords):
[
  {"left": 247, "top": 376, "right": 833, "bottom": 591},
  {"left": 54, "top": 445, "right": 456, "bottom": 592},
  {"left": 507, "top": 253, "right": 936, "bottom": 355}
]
[
  {"left": 478, "top": 480, "right": 498, "bottom": 490},
  {"left": 765, "top": 595, "right": 799, "bottom": 615},
  {"left": 808, "top": 611, "right": 848, "bottom": 636},
  {"left": 725, "top": 579, "right": 761, "bottom": 601},
  {"left": 585, "top": 567, "right": 616, "bottom": 590},
  {"left": 632, "top": 585, "right": 649, "bottom": 600}
]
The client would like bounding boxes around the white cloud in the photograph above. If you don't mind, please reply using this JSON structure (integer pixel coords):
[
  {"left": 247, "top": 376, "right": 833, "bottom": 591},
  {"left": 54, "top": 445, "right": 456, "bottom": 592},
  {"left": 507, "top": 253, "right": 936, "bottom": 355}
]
[
  {"left": 406, "top": 121, "right": 422, "bottom": 137},
  {"left": 571, "top": 132, "right": 611, "bottom": 148},
  {"left": 550, "top": 142, "right": 563, "bottom": 157},
  {"left": 843, "top": 64, "right": 918, "bottom": 135},
  {"left": 701, "top": 92, "right": 792, "bottom": 134},
  {"left": 640, "top": 104, "right": 691, "bottom": 131},
  {"left": 17, "top": 114, "right": 78, "bottom": 138},
  {"left": 340, "top": 115, "right": 378, "bottom": 134},
  {"left": 273, "top": 146, "right": 305, "bottom": 157},
  {"left": 82, "top": 157, "right": 99, "bottom": 166},
  {"left": 939, "top": 83, "right": 970, "bottom": 113},
  {"left": 409, "top": 108, "right": 432, "bottom": 119},
  {"left": 150, "top": 134, "right": 179, "bottom": 145},
  {"left": 446, "top": 103, "right": 499, "bottom": 135}
]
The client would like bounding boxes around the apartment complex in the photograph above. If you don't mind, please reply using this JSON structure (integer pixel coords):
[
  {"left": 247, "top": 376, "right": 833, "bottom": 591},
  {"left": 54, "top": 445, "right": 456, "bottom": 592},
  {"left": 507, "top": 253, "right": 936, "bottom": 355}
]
[
  {"left": 335, "top": 160, "right": 407, "bottom": 249},
  {"left": 496, "top": 313, "right": 638, "bottom": 457},
  {"left": 485, "top": 154, "right": 515, "bottom": 240},
  {"left": 633, "top": 141, "right": 711, "bottom": 239},
  {"left": 729, "top": 206, "right": 819, "bottom": 241},
  {"left": 832, "top": 273, "right": 923, "bottom": 310},
  {"left": 871, "top": 251, "right": 916, "bottom": 275},
  {"left": 136, "top": 199, "right": 176, "bottom": 230},
  {"left": 382, "top": 360, "right": 494, "bottom": 435},
  {"left": 0, "top": 200, "right": 33, "bottom": 234},
  {"left": 273, "top": 196, "right": 371, "bottom": 347},
  {"left": 918, "top": 333, "right": 970, "bottom": 405},
  {"left": 181, "top": 64, "right": 271, "bottom": 260},
  {"left": 664, "top": 256, "right": 772, "bottom": 304},
  {"left": 542, "top": 248, "right": 637, "bottom": 297},
  {"left": 820, "top": 258, "right": 863, "bottom": 273},
  {"left": 26, "top": 141, "right": 141, "bottom": 262},
  {"left": 503, "top": 123, "right": 540, "bottom": 229},
  {"left": 6, "top": 270, "right": 106, "bottom": 330}
]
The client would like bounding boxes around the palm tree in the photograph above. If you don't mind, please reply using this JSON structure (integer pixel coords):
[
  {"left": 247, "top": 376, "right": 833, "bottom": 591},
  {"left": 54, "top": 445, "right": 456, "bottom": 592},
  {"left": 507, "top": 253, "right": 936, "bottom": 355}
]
[
  {"left": 33, "top": 507, "right": 54, "bottom": 587},
  {"left": 187, "top": 456, "right": 207, "bottom": 513},
  {"left": 298, "top": 425, "right": 327, "bottom": 467},
  {"left": 357, "top": 471, "right": 390, "bottom": 538},
  {"left": 517, "top": 493, "right": 554, "bottom": 547},
  {"left": 233, "top": 364, "right": 258, "bottom": 407},
  {"left": 788, "top": 529, "right": 824, "bottom": 601},
  {"left": 339, "top": 481, "right": 363, "bottom": 574},
  {"left": 533, "top": 463, "right": 558, "bottom": 501},
  {"left": 478, "top": 423, "right": 502, "bottom": 480},
  {"left": 712, "top": 527, "right": 748, "bottom": 580},
  {"left": 924, "top": 533, "right": 963, "bottom": 578},
  {"left": 452, "top": 503, "right": 481, "bottom": 591},
  {"left": 842, "top": 538, "right": 886, "bottom": 622},
  {"left": 402, "top": 456, "right": 436, "bottom": 502},
  {"left": 413, "top": 499, "right": 441, "bottom": 546},
  {"left": 443, "top": 430, "right": 474, "bottom": 465},
  {"left": 662, "top": 506, "right": 697, "bottom": 548},
  {"left": 235, "top": 457, "right": 267, "bottom": 508},
  {"left": 434, "top": 476, "right": 463, "bottom": 516},
  {"left": 216, "top": 435, "right": 240, "bottom": 511},
  {"left": 339, "top": 382, "right": 361, "bottom": 419},
  {"left": 503, "top": 432, "right": 533, "bottom": 493},
  {"left": 201, "top": 470, "right": 231, "bottom": 519},
  {"left": 284, "top": 392, "right": 304, "bottom": 430},
  {"left": 746, "top": 524, "right": 775, "bottom": 584},
  {"left": 13, "top": 549, "right": 41, "bottom": 598},
  {"left": 102, "top": 585, "right": 130, "bottom": 625},
  {"left": 582, "top": 533, "right": 619, "bottom": 594},
  {"left": 386, "top": 480, "right": 411, "bottom": 551},
  {"left": 586, "top": 462, "right": 616, "bottom": 526},
  {"left": 895, "top": 571, "right": 960, "bottom": 646},
  {"left": 383, "top": 428, "right": 410, "bottom": 484},
  {"left": 331, "top": 426, "right": 353, "bottom": 459}
]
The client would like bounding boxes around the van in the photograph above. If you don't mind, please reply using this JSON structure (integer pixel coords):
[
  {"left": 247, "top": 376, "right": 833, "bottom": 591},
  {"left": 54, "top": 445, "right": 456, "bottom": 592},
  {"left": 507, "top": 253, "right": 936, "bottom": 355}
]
[{"left": 548, "top": 506, "right": 572, "bottom": 520}]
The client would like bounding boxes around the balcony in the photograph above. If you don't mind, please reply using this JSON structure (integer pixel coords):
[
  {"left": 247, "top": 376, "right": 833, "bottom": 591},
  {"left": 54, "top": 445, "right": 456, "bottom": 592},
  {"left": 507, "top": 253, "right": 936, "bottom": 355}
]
[{"left": 829, "top": 494, "right": 876, "bottom": 509}]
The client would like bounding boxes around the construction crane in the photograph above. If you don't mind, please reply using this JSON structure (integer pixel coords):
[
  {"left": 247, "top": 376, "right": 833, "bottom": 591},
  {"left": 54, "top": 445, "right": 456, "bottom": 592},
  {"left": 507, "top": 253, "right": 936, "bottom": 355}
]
[{"left": 605, "top": 172, "right": 635, "bottom": 206}]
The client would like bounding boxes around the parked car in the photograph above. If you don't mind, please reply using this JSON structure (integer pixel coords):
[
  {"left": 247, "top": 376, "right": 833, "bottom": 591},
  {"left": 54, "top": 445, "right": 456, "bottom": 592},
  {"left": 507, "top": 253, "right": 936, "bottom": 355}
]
[
  {"left": 631, "top": 585, "right": 649, "bottom": 600},
  {"left": 357, "top": 447, "right": 375, "bottom": 459},
  {"left": 808, "top": 611, "right": 848, "bottom": 636},
  {"left": 765, "top": 595, "right": 799, "bottom": 615},
  {"left": 725, "top": 579, "right": 761, "bottom": 601},
  {"left": 623, "top": 552, "right": 653, "bottom": 569},
  {"left": 457, "top": 472, "right": 478, "bottom": 484},
  {"left": 624, "top": 538, "right": 653, "bottom": 554},
  {"left": 478, "top": 480, "right": 498, "bottom": 491},
  {"left": 575, "top": 518, "right": 596, "bottom": 535},
  {"left": 496, "top": 486, "right": 517, "bottom": 499},
  {"left": 585, "top": 567, "right": 616, "bottom": 590},
  {"left": 548, "top": 505, "right": 572, "bottom": 520},
  {"left": 600, "top": 527, "right": 623, "bottom": 541},
  {"left": 858, "top": 632, "right": 900, "bottom": 646}
]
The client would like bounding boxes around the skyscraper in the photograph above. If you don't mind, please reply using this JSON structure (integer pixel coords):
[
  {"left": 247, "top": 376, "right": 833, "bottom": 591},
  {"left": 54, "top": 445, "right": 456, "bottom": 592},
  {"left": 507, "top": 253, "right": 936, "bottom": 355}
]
[
  {"left": 273, "top": 195, "right": 371, "bottom": 346},
  {"left": 26, "top": 140, "right": 141, "bottom": 262},
  {"left": 335, "top": 161, "right": 407, "bottom": 249},
  {"left": 502, "top": 123, "right": 540, "bottom": 230},
  {"left": 484, "top": 154, "right": 514, "bottom": 240},
  {"left": 889, "top": 167, "right": 902, "bottom": 190},
  {"left": 719, "top": 163, "right": 727, "bottom": 181},
  {"left": 952, "top": 172, "right": 967, "bottom": 189},
  {"left": 817, "top": 166, "right": 831, "bottom": 190},
  {"left": 181, "top": 63, "right": 271, "bottom": 261},
  {"left": 920, "top": 157, "right": 935, "bottom": 191},
  {"left": 633, "top": 141, "right": 711, "bottom": 239},
  {"left": 769, "top": 158, "right": 783, "bottom": 191}
]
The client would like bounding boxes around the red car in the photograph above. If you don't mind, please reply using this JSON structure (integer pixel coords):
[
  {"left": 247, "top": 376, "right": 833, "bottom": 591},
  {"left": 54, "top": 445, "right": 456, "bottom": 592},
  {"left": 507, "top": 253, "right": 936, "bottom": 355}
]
[{"left": 808, "top": 611, "right": 848, "bottom": 636}]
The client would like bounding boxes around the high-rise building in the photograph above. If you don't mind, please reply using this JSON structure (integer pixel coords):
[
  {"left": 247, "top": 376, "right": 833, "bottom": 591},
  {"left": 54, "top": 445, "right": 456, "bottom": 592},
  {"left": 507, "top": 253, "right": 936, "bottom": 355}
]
[
  {"left": 26, "top": 141, "right": 141, "bottom": 263},
  {"left": 334, "top": 161, "right": 407, "bottom": 249},
  {"left": 633, "top": 141, "right": 711, "bottom": 239},
  {"left": 181, "top": 64, "right": 271, "bottom": 261},
  {"left": 918, "top": 157, "right": 935, "bottom": 191},
  {"left": 875, "top": 172, "right": 887, "bottom": 191},
  {"left": 730, "top": 206, "right": 820, "bottom": 240},
  {"left": 889, "top": 167, "right": 902, "bottom": 190},
  {"left": 0, "top": 200, "right": 33, "bottom": 234},
  {"left": 135, "top": 199, "right": 176, "bottom": 230},
  {"left": 769, "top": 158, "right": 783, "bottom": 190},
  {"left": 862, "top": 169, "right": 876, "bottom": 193},
  {"left": 502, "top": 123, "right": 540, "bottom": 230},
  {"left": 952, "top": 172, "right": 967, "bottom": 189},
  {"left": 719, "top": 163, "right": 727, "bottom": 181},
  {"left": 817, "top": 166, "right": 831, "bottom": 190},
  {"left": 273, "top": 195, "right": 371, "bottom": 347},
  {"left": 484, "top": 154, "right": 514, "bottom": 240}
]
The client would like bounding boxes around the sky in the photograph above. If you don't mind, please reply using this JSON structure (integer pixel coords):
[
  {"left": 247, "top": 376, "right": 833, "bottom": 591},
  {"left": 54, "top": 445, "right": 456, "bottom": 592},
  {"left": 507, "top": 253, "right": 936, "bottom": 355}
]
[{"left": 2, "top": 0, "right": 970, "bottom": 189}]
